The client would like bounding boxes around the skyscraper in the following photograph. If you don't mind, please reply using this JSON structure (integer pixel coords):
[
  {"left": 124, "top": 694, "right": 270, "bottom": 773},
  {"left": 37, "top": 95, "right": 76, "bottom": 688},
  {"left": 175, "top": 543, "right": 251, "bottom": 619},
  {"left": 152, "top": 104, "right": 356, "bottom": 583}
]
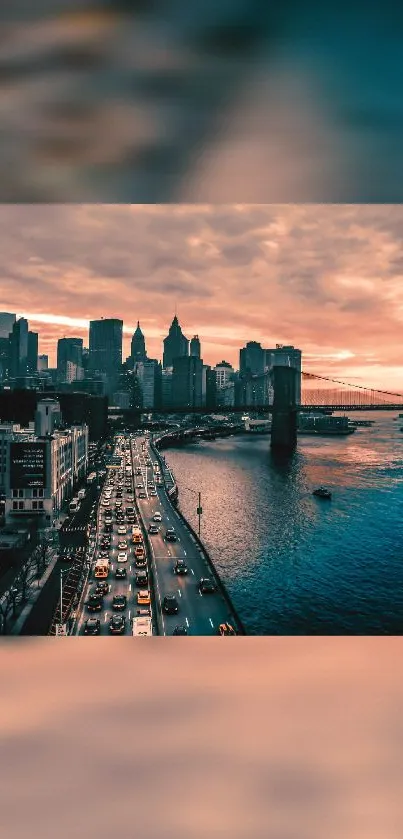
[
  {"left": 265, "top": 345, "right": 302, "bottom": 404},
  {"left": 163, "top": 316, "right": 189, "bottom": 368},
  {"left": 57, "top": 338, "right": 83, "bottom": 383},
  {"left": 0, "top": 312, "right": 16, "bottom": 339},
  {"left": 190, "top": 335, "right": 201, "bottom": 358},
  {"left": 130, "top": 322, "right": 146, "bottom": 363},
  {"left": 9, "top": 317, "right": 28, "bottom": 378},
  {"left": 172, "top": 356, "right": 203, "bottom": 409},
  {"left": 239, "top": 341, "right": 265, "bottom": 377},
  {"left": 135, "top": 359, "right": 160, "bottom": 410},
  {"left": 89, "top": 318, "right": 123, "bottom": 396},
  {"left": 38, "top": 355, "right": 49, "bottom": 371},
  {"left": 27, "top": 331, "right": 38, "bottom": 374},
  {"left": 214, "top": 360, "right": 234, "bottom": 389}
]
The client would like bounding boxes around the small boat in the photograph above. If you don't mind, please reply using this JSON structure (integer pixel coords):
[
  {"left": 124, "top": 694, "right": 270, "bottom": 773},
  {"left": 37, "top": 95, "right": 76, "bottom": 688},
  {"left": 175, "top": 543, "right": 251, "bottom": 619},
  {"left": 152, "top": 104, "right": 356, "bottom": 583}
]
[{"left": 312, "top": 487, "right": 332, "bottom": 499}]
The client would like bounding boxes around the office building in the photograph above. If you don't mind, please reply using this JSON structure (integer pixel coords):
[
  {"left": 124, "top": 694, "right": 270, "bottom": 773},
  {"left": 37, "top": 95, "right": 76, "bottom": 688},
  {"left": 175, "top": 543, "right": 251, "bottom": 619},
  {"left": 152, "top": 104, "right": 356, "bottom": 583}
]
[
  {"left": 27, "top": 331, "right": 38, "bottom": 374},
  {"left": 190, "top": 335, "right": 201, "bottom": 358},
  {"left": 265, "top": 345, "right": 302, "bottom": 404},
  {"left": 89, "top": 318, "right": 123, "bottom": 396},
  {"left": 135, "top": 359, "right": 160, "bottom": 410},
  {"left": 0, "top": 338, "right": 10, "bottom": 381},
  {"left": 163, "top": 316, "right": 189, "bottom": 367},
  {"left": 57, "top": 337, "right": 84, "bottom": 384},
  {"left": 38, "top": 355, "right": 48, "bottom": 371},
  {"left": 172, "top": 356, "right": 203, "bottom": 409},
  {"left": 9, "top": 318, "right": 29, "bottom": 378},
  {"left": 240, "top": 341, "right": 265, "bottom": 377},
  {"left": 130, "top": 322, "right": 146, "bottom": 363},
  {"left": 2, "top": 400, "right": 88, "bottom": 525},
  {"left": 161, "top": 367, "right": 173, "bottom": 410},
  {"left": 214, "top": 360, "right": 234, "bottom": 389},
  {"left": 205, "top": 367, "right": 217, "bottom": 410},
  {"left": 0, "top": 312, "right": 16, "bottom": 339}
]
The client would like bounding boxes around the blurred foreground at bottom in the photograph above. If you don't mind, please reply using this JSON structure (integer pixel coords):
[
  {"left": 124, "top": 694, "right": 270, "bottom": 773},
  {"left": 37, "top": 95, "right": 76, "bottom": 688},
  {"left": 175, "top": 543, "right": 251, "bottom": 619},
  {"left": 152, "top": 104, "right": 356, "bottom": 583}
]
[{"left": 1, "top": 638, "right": 402, "bottom": 838}]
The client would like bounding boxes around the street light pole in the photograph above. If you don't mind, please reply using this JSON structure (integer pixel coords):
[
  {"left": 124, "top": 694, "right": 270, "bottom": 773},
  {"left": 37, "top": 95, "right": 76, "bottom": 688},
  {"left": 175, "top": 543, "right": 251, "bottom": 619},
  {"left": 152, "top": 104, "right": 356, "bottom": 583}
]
[{"left": 197, "top": 491, "right": 202, "bottom": 537}]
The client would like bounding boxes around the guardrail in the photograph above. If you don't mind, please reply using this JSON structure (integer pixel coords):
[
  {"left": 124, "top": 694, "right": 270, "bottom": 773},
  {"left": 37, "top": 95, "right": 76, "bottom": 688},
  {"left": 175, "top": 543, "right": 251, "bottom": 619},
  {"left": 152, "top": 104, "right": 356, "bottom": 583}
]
[{"left": 150, "top": 434, "right": 247, "bottom": 636}]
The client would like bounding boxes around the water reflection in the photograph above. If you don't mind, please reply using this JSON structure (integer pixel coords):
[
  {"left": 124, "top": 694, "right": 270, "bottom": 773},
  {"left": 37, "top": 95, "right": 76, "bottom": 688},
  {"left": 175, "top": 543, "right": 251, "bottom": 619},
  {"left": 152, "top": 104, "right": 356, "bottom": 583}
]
[{"left": 166, "top": 412, "right": 403, "bottom": 634}]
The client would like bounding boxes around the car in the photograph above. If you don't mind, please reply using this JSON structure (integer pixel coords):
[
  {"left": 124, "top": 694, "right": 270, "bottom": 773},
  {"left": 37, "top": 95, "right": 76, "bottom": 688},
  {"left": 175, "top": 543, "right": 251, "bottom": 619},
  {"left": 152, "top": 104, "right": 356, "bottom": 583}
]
[
  {"left": 84, "top": 618, "right": 101, "bottom": 635},
  {"left": 87, "top": 594, "right": 103, "bottom": 612},
  {"left": 135, "top": 571, "right": 149, "bottom": 587},
  {"left": 165, "top": 528, "right": 177, "bottom": 542},
  {"left": 162, "top": 594, "right": 179, "bottom": 615},
  {"left": 118, "top": 540, "right": 128, "bottom": 550},
  {"left": 135, "top": 555, "right": 147, "bottom": 568},
  {"left": 115, "top": 501, "right": 122, "bottom": 508},
  {"left": 115, "top": 567, "right": 127, "bottom": 579},
  {"left": 153, "top": 512, "right": 162, "bottom": 522},
  {"left": 109, "top": 614, "right": 126, "bottom": 635},
  {"left": 103, "top": 523, "right": 113, "bottom": 533},
  {"left": 127, "top": 515, "right": 136, "bottom": 524},
  {"left": 134, "top": 544, "right": 145, "bottom": 558},
  {"left": 174, "top": 559, "right": 188, "bottom": 575},
  {"left": 199, "top": 578, "right": 216, "bottom": 594},
  {"left": 137, "top": 607, "right": 151, "bottom": 617},
  {"left": 149, "top": 490, "right": 158, "bottom": 497},
  {"left": 137, "top": 483, "right": 144, "bottom": 489},
  {"left": 218, "top": 623, "right": 237, "bottom": 636},
  {"left": 172, "top": 625, "right": 188, "bottom": 636},
  {"left": 117, "top": 552, "right": 128, "bottom": 563},
  {"left": 99, "top": 550, "right": 109, "bottom": 559},
  {"left": 117, "top": 525, "right": 127, "bottom": 535},
  {"left": 148, "top": 524, "right": 159, "bottom": 535},
  {"left": 112, "top": 594, "right": 127, "bottom": 611},
  {"left": 94, "top": 581, "right": 109, "bottom": 596},
  {"left": 137, "top": 590, "right": 151, "bottom": 605},
  {"left": 138, "top": 491, "right": 147, "bottom": 499}
]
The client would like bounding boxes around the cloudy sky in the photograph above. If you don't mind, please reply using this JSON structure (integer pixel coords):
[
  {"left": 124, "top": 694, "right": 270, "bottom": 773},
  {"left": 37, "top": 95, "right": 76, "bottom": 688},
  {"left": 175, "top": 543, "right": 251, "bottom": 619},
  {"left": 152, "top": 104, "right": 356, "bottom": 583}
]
[{"left": 1, "top": 204, "right": 402, "bottom": 390}]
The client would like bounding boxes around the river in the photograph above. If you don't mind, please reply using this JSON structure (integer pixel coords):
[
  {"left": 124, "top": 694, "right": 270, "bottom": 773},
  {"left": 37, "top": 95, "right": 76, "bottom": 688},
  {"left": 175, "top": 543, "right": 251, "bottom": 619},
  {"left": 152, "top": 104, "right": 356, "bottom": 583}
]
[{"left": 163, "top": 412, "right": 403, "bottom": 634}]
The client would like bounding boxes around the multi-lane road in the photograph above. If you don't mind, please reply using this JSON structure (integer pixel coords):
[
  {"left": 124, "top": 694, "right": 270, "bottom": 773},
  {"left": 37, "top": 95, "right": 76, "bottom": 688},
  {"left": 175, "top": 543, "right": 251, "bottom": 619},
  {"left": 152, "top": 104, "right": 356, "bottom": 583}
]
[{"left": 76, "top": 433, "right": 239, "bottom": 636}]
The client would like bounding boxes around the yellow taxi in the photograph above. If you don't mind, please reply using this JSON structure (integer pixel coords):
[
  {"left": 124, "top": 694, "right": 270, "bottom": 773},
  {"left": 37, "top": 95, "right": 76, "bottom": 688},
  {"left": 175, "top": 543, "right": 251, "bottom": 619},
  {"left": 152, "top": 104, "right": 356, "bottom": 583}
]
[{"left": 137, "top": 590, "right": 151, "bottom": 606}]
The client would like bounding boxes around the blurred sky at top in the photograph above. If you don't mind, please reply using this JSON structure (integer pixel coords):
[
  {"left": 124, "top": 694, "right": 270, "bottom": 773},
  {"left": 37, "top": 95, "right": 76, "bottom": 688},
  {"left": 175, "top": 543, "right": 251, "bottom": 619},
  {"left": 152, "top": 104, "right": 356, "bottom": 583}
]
[{"left": 1, "top": 0, "right": 403, "bottom": 201}]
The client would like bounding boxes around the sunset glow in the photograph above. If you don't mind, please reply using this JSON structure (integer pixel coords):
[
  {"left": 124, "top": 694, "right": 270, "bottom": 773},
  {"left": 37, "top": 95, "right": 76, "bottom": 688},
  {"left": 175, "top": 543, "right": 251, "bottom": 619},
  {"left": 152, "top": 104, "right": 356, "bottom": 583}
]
[{"left": 1, "top": 204, "right": 402, "bottom": 390}]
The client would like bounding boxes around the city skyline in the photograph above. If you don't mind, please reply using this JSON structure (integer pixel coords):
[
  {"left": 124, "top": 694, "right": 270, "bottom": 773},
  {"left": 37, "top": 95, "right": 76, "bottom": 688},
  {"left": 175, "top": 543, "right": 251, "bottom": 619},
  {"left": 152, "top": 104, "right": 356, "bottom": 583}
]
[{"left": 1, "top": 204, "right": 402, "bottom": 390}]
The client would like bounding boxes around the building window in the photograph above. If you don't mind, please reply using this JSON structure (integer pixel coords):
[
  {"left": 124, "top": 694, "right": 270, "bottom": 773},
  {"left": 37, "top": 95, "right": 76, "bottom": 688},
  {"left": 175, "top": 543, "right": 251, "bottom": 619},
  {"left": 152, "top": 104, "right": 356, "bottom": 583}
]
[
  {"left": 18, "top": 489, "right": 23, "bottom": 498},
  {"left": 18, "top": 501, "right": 24, "bottom": 510},
  {"left": 38, "top": 489, "right": 44, "bottom": 498},
  {"left": 38, "top": 501, "right": 44, "bottom": 509},
  {"left": 12, "top": 489, "right": 18, "bottom": 498},
  {"left": 12, "top": 501, "right": 18, "bottom": 510},
  {"left": 32, "top": 501, "right": 37, "bottom": 510},
  {"left": 33, "top": 489, "right": 38, "bottom": 498}
]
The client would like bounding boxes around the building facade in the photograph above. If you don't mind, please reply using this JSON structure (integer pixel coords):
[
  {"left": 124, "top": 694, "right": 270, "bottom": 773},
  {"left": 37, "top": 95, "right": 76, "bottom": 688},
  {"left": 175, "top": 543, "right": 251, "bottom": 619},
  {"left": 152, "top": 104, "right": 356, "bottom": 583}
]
[
  {"left": 240, "top": 341, "right": 265, "bottom": 377},
  {"left": 0, "top": 312, "right": 16, "bottom": 339},
  {"left": 172, "top": 356, "right": 203, "bottom": 409},
  {"left": 2, "top": 403, "right": 88, "bottom": 525},
  {"left": 190, "top": 335, "right": 201, "bottom": 358},
  {"left": 89, "top": 318, "right": 123, "bottom": 396},
  {"left": 214, "top": 360, "right": 234, "bottom": 389},
  {"left": 265, "top": 345, "right": 302, "bottom": 404},
  {"left": 57, "top": 337, "right": 84, "bottom": 384}
]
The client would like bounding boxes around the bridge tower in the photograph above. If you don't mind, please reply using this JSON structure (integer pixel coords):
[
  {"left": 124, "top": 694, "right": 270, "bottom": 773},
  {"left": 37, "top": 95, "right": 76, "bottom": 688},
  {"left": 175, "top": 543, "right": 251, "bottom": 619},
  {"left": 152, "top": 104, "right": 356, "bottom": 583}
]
[{"left": 270, "top": 365, "right": 298, "bottom": 451}]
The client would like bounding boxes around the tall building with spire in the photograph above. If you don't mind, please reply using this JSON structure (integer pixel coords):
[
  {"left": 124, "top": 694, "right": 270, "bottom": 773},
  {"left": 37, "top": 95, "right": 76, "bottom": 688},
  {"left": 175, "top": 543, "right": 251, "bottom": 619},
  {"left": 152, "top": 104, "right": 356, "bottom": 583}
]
[
  {"left": 130, "top": 321, "right": 146, "bottom": 363},
  {"left": 163, "top": 315, "right": 189, "bottom": 368}
]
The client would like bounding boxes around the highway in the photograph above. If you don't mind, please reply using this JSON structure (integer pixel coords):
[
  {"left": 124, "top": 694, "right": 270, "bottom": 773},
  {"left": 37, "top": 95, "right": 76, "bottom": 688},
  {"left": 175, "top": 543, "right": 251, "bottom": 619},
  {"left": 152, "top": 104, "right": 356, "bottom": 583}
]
[
  {"left": 132, "top": 434, "right": 237, "bottom": 636},
  {"left": 75, "top": 432, "right": 238, "bottom": 636},
  {"left": 76, "top": 437, "right": 148, "bottom": 636}
]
